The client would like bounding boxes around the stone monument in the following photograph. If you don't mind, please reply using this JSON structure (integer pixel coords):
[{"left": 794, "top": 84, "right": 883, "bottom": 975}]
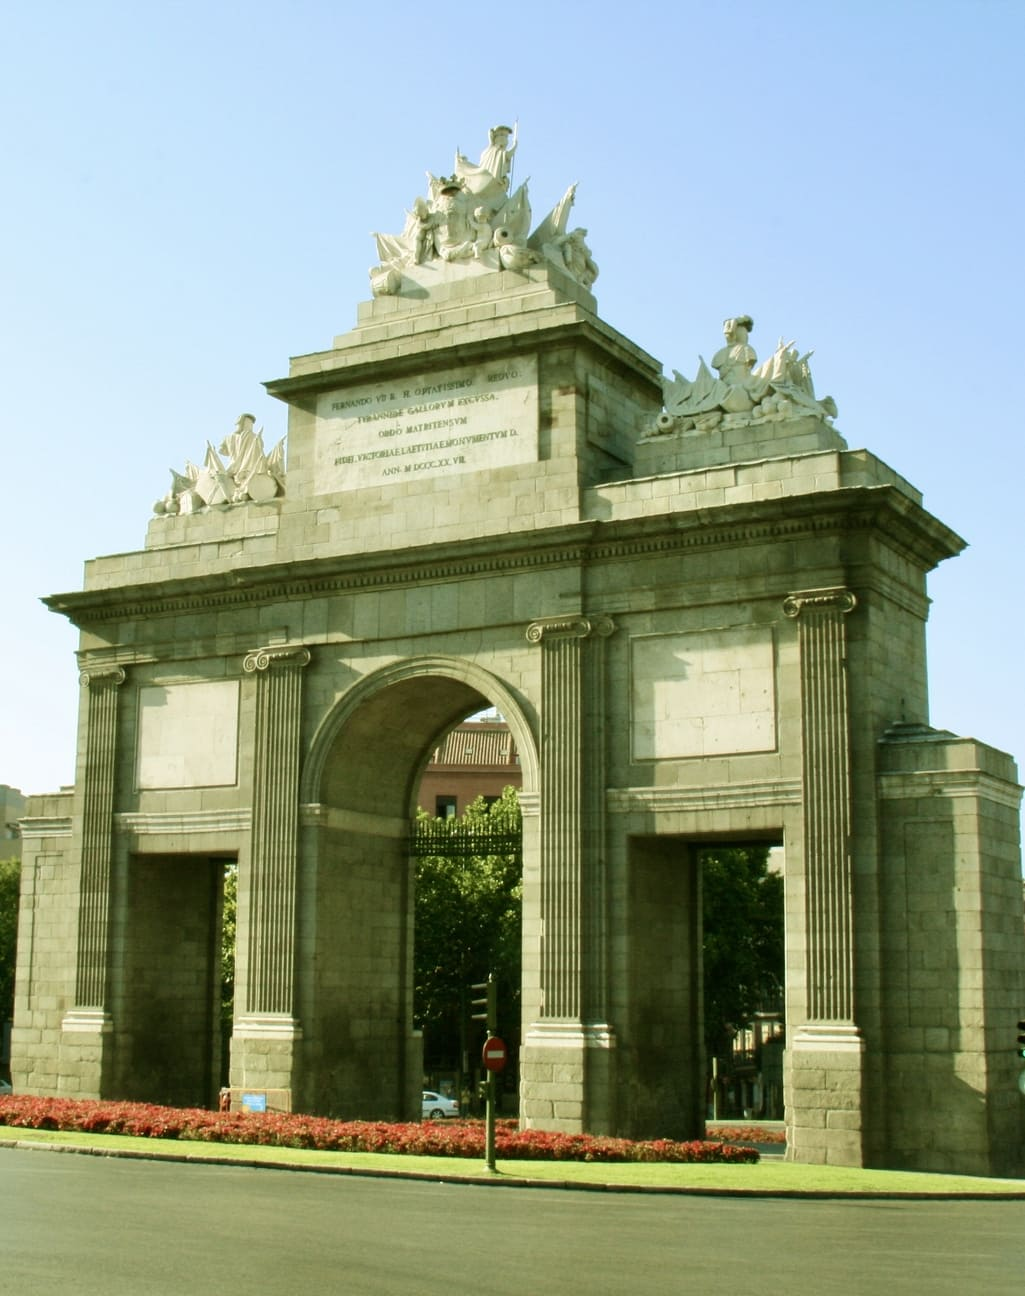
[{"left": 12, "top": 126, "right": 1025, "bottom": 1176}]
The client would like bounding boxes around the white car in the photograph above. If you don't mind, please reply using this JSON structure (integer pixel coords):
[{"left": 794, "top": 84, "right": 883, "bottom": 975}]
[{"left": 421, "top": 1090, "right": 459, "bottom": 1120}]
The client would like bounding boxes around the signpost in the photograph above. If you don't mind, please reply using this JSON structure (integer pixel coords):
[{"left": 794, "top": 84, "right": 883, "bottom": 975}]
[{"left": 472, "top": 973, "right": 501, "bottom": 1172}]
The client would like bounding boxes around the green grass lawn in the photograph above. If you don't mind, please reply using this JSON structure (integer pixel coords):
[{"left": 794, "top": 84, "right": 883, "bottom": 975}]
[{"left": 4, "top": 1125, "right": 1023, "bottom": 1196}]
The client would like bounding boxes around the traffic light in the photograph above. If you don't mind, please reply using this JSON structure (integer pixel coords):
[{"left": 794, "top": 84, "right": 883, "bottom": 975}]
[
  {"left": 1017, "top": 1019, "right": 1025, "bottom": 1059},
  {"left": 470, "top": 976, "right": 497, "bottom": 1033}
]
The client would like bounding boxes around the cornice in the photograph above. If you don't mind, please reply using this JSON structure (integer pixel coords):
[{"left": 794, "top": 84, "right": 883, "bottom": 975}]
[
  {"left": 877, "top": 769, "right": 1023, "bottom": 810},
  {"left": 607, "top": 779, "right": 801, "bottom": 814},
  {"left": 44, "top": 524, "right": 598, "bottom": 626},
  {"left": 43, "top": 484, "right": 963, "bottom": 629},
  {"left": 115, "top": 808, "right": 252, "bottom": 835},
  {"left": 265, "top": 312, "right": 663, "bottom": 407},
  {"left": 19, "top": 815, "right": 73, "bottom": 839}
]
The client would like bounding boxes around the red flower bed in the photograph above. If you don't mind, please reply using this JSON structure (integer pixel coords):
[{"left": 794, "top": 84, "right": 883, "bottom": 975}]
[
  {"left": 707, "top": 1124, "right": 786, "bottom": 1146},
  {"left": 0, "top": 1096, "right": 758, "bottom": 1163}
]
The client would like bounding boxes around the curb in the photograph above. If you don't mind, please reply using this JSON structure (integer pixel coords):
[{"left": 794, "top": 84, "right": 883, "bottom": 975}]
[{"left": 4, "top": 1136, "right": 1025, "bottom": 1200}]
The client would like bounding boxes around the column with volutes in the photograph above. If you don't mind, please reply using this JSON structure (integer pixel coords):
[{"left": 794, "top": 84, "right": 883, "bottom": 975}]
[
  {"left": 59, "top": 665, "right": 125, "bottom": 1096},
  {"left": 519, "top": 614, "right": 615, "bottom": 1132},
  {"left": 231, "top": 645, "right": 310, "bottom": 1106},
  {"left": 782, "top": 588, "right": 864, "bottom": 1166}
]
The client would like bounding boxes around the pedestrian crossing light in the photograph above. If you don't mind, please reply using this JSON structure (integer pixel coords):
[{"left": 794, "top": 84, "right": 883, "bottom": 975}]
[{"left": 471, "top": 976, "right": 497, "bottom": 1033}]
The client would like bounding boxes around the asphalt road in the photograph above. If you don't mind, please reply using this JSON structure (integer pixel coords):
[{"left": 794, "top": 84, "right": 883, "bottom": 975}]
[{"left": 3, "top": 1147, "right": 1024, "bottom": 1294}]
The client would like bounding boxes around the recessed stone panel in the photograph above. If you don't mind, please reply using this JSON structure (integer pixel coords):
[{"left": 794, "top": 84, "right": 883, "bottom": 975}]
[
  {"left": 631, "top": 627, "right": 777, "bottom": 760},
  {"left": 314, "top": 355, "right": 538, "bottom": 493},
  {"left": 136, "top": 681, "right": 240, "bottom": 789}
]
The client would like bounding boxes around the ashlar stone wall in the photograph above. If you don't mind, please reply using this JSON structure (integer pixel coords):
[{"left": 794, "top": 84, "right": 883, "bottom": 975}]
[{"left": 12, "top": 260, "right": 1023, "bottom": 1176}]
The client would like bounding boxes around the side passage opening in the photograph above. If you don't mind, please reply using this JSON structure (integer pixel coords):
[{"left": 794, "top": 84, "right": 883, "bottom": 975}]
[
  {"left": 626, "top": 837, "right": 783, "bottom": 1138},
  {"left": 121, "top": 853, "right": 235, "bottom": 1109}
]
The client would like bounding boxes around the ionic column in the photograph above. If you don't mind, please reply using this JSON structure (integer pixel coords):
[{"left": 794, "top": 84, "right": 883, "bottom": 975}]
[
  {"left": 525, "top": 614, "right": 614, "bottom": 1021},
  {"left": 72, "top": 664, "right": 125, "bottom": 1010},
  {"left": 241, "top": 644, "right": 310, "bottom": 1019},
  {"left": 783, "top": 588, "right": 857, "bottom": 1022}
]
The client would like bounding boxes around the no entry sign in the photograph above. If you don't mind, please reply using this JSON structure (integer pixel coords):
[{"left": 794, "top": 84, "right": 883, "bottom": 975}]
[{"left": 482, "top": 1036, "right": 507, "bottom": 1072}]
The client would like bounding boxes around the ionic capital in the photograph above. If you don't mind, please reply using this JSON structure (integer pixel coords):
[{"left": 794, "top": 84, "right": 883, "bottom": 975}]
[
  {"left": 783, "top": 588, "right": 857, "bottom": 620},
  {"left": 526, "top": 614, "right": 615, "bottom": 644},
  {"left": 78, "top": 665, "right": 126, "bottom": 688},
  {"left": 243, "top": 645, "right": 311, "bottom": 673}
]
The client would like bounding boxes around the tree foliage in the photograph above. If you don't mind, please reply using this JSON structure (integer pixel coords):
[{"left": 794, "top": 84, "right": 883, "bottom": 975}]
[
  {"left": 221, "top": 863, "right": 237, "bottom": 1029},
  {"left": 413, "top": 788, "right": 521, "bottom": 1067},
  {"left": 700, "top": 845, "right": 784, "bottom": 1057},
  {"left": 0, "top": 857, "right": 21, "bottom": 1025}
]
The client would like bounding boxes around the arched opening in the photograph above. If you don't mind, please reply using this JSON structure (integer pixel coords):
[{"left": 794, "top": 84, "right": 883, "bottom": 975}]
[
  {"left": 412, "top": 712, "right": 523, "bottom": 1117},
  {"left": 297, "top": 660, "right": 536, "bottom": 1120}
]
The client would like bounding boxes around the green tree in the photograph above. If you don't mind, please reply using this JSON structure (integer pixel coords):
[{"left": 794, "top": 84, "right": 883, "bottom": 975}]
[
  {"left": 700, "top": 845, "right": 783, "bottom": 1060},
  {"left": 413, "top": 788, "right": 521, "bottom": 1073},
  {"left": 221, "top": 863, "right": 237, "bottom": 1029},
  {"left": 0, "top": 857, "right": 21, "bottom": 1027}
]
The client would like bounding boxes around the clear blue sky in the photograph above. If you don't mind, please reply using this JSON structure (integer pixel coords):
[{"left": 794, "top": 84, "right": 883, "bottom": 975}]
[{"left": 2, "top": 1, "right": 1022, "bottom": 808}]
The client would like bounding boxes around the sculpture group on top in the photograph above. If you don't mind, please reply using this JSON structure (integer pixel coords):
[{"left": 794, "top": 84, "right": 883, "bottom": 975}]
[
  {"left": 153, "top": 414, "right": 285, "bottom": 517},
  {"left": 370, "top": 124, "right": 598, "bottom": 297},
  {"left": 654, "top": 316, "right": 838, "bottom": 436}
]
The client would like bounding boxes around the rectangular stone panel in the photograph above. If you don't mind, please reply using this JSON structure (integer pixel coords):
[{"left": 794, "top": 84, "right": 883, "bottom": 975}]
[
  {"left": 136, "top": 681, "right": 240, "bottom": 789},
  {"left": 631, "top": 626, "right": 777, "bottom": 760},
  {"left": 314, "top": 354, "right": 539, "bottom": 493}
]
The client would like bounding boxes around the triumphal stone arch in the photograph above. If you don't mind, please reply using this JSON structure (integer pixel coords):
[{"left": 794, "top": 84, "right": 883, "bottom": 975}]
[{"left": 14, "top": 127, "right": 1025, "bottom": 1175}]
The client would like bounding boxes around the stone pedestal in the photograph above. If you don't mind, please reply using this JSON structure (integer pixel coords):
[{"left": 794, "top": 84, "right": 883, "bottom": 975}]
[
  {"left": 786, "top": 1025, "right": 865, "bottom": 1165},
  {"left": 58, "top": 1009, "right": 113, "bottom": 1099},
  {"left": 229, "top": 1014, "right": 303, "bottom": 1098}
]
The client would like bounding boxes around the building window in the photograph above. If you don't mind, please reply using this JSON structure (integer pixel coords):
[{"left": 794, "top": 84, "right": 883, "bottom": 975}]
[{"left": 435, "top": 796, "right": 457, "bottom": 820}]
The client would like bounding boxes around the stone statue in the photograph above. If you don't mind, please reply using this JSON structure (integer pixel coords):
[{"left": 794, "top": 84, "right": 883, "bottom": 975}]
[
  {"left": 712, "top": 316, "right": 760, "bottom": 389},
  {"left": 368, "top": 126, "right": 596, "bottom": 300},
  {"left": 431, "top": 177, "right": 478, "bottom": 262},
  {"left": 154, "top": 413, "right": 285, "bottom": 516},
  {"left": 455, "top": 123, "right": 518, "bottom": 194},
  {"left": 547, "top": 227, "right": 599, "bottom": 289},
  {"left": 657, "top": 316, "right": 838, "bottom": 435}
]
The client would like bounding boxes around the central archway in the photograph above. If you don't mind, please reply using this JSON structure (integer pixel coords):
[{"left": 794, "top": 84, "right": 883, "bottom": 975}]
[{"left": 295, "top": 658, "right": 538, "bottom": 1119}]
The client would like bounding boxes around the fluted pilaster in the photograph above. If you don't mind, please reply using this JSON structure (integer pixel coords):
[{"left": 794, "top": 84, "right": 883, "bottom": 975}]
[
  {"left": 783, "top": 588, "right": 856, "bottom": 1021},
  {"left": 242, "top": 645, "right": 310, "bottom": 1016},
  {"left": 526, "top": 615, "right": 613, "bottom": 1020},
  {"left": 74, "top": 665, "right": 125, "bottom": 1007}
]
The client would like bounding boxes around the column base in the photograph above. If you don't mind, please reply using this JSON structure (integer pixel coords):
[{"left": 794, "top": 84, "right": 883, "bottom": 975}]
[
  {"left": 520, "top": 1021, "right": 616, "bottom": 1134},
  {"left": 58, "top": 1009, "right": 114, "bottom": 1098},
  {"left": 786, "top": 1023, "right": 865, "bottom": 1167},
  {"left": 230, "top": 1015, "right": 302, "bottom": 1099}
]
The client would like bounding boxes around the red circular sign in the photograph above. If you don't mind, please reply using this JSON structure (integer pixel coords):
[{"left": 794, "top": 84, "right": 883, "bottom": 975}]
[{"left": 482, "top": 1036, "right": 507, "bottom": 1072}]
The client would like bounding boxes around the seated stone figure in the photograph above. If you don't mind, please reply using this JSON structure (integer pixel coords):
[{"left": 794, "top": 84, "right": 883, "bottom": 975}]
[
  {"left": 660, "top": 316, "right": 837, "bottom": 432},
  {"left": 454, "top": 123, "right": 517, "bottom": 199}
]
